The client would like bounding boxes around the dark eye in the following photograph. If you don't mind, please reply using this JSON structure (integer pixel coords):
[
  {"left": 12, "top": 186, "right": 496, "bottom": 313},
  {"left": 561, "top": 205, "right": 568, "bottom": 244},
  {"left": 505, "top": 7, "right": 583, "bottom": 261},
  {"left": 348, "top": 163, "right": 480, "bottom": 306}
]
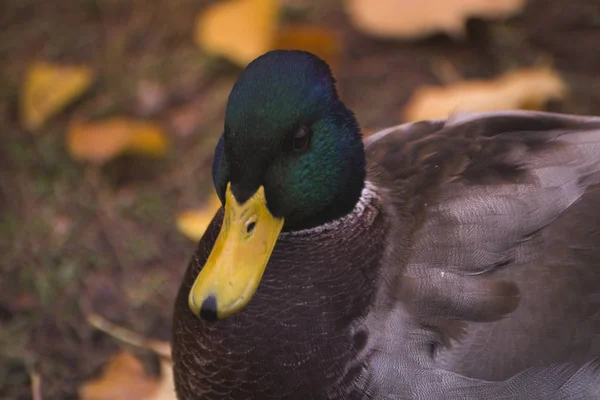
[{"left": 292, "top": 126, "right": 311, "bottom": 153}]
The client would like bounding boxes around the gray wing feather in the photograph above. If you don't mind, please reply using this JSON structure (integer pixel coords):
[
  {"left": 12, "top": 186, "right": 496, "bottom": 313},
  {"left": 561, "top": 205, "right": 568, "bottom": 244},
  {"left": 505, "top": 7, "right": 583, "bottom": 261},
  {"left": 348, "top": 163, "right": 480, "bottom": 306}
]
[{"left": 366, "top": 111, "right": 600, "bottom": 389}]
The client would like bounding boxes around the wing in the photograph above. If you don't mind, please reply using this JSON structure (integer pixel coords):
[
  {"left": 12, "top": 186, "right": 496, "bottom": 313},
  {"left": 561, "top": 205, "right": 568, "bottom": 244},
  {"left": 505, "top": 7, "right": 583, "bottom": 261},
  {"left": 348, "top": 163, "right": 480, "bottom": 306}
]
[
  {"left": 411, "top": 358, "right": 600, "bottom": 399},
  {"left": 447, "top": 358, "right": 600, "bottom": 399},
  {"left": 365, "top": 110, "right": 600, "bottom": 380}
]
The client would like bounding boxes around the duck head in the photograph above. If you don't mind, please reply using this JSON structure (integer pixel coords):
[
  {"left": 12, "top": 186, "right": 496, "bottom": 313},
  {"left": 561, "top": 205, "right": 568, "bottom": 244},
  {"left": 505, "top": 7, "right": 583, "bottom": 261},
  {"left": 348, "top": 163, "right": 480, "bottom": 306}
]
[{"left": 188, "top": 50, "right": 366, "bottom": 321}]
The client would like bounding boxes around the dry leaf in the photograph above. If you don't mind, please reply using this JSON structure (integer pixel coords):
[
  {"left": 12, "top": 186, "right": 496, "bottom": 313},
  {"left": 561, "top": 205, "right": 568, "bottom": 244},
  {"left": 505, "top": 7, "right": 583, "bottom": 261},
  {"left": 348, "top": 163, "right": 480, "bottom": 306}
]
[
  {"left": 345, "top": 0, "right": 526, "bottom": 39},
  {"left": 195, "top": 0, "right": 280, "bottom": 66},
  {"left": 21, "top": 62, "right": 94, "bottom": 130},
  {"left": 79, "top": 352, "right": 176, "bottom": 400},
  {"left": 126, "top": 125, "right": 169, "bottom": 156},
  {"left": 402, "top": 68, "right": 567, "bottom": 122},
  {"left": 67, "top": 118, "right": 169, "bottom": 163},
  {"left": 79, "top": 352, "right": 159, "bottom": 400},
  {"left": 195, "top": 1, "right": 341, "bottom": 69},
  {"left": 83, "top": 314, "right": 177, "bottom": 400},
  {"left": 272, "top": 25, "right": 342, "bottom": 73},
  {"left": 176, "top": 192, "right": 222, "bottom": 241}
]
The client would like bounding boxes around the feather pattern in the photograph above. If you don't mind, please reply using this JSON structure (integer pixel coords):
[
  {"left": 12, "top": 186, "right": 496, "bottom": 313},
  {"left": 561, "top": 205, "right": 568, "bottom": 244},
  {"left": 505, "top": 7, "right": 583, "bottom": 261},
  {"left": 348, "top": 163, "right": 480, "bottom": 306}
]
[{"left": 173, "top": 111, "right": 600, "bottom": 399}]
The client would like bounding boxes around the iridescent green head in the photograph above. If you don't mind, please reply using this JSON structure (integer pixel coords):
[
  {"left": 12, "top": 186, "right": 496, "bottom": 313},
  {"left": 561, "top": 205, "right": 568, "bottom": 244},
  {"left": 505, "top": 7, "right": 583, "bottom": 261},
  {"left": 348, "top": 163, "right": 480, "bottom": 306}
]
[{"left": 212, "top": 50, "right": 366, "bottom": 231}]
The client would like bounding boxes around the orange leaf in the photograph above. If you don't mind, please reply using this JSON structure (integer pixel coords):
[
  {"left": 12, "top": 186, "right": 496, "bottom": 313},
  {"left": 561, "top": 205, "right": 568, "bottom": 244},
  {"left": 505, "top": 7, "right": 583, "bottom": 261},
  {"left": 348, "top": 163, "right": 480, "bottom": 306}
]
[
  {"left": 83, "top": 314, "right": 177, "bottom": 400},
  {"left": 195, "top": 0, "right": 280, "bottom": 66},
  {"left": 272, "top": 25, "right": 342, "bottom": 73},
  {"left": 402, "top": 68, "right": 567, "bottom": 122},
  {"left": 78, "top": 352, "right": 159, "bottom": 400},
  {"left": 67, "top": 118, "right": 169, "bottom": 163},
  {"left": 21, "top": 62, "right": 94, "bottom": 130},
  {"left": 345, "top": 0, "right": 525, "bottom": 39},
  {"left": 126, "top": 126, "right": 170, "bottom": 157},
  {"left": 176, "top": 192, "right": 222, "bottom": 241}
]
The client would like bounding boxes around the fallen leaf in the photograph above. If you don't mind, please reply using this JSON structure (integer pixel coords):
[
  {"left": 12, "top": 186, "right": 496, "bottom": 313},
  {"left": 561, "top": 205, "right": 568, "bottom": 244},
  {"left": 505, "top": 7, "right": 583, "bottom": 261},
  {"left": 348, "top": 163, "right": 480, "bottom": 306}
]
[
  {"left": 345, "top": 0, "right": 526, "bottom": 39},
  {"left": 272, "top": 25, "right": 342, "bottom": 73},
  {"left": 402, "top": 67, "right": 567, "bottom": 122},
  {"left": 67, "top": 118, "right": 169, "bottom": 163},
  {"left": 78, "top": 352, "right": 159, "bottom": 400},
  {"left": 176, "top": 192, "right": 222, "bottom": 241},
  {"left": 21, "top": 62, "right": 94, "bottom": 130},
  {"left": 195, "top": 0, "right": 280, "bottom": 66},
  {"left": 83, "top": 314, "right": 177, "bottom": 400},
  {"left": 126, "top": 125, "right": 169, "bottom": 156}
]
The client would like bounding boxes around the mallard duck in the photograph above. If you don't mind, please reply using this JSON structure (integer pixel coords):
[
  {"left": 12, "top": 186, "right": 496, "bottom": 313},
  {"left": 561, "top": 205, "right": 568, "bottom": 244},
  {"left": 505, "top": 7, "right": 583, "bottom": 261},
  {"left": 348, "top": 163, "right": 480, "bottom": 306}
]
[{"left": 172, "top": 50, "right": 600, "bottom": 399}]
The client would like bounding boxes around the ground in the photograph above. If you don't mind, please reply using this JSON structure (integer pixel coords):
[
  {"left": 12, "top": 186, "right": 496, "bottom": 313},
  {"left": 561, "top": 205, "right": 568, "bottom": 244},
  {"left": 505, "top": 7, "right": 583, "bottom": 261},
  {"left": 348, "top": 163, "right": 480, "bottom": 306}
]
[{"left": 1, "top": 0, "right": 600, "bottom": 398}]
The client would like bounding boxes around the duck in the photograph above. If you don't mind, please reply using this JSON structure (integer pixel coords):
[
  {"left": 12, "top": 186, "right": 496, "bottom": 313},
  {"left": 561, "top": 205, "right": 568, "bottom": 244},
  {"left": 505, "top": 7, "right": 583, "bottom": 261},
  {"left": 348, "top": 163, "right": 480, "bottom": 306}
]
[{"left": 172, "top": 50, "right": 600, "bottom": 399}]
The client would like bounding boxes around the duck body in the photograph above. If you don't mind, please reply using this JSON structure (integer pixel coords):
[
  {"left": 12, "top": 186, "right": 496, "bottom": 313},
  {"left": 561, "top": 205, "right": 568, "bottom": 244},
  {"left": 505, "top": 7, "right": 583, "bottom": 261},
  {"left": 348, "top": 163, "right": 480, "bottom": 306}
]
[{"left": 173, "top": 51, "right": 600, "bottom": 399}]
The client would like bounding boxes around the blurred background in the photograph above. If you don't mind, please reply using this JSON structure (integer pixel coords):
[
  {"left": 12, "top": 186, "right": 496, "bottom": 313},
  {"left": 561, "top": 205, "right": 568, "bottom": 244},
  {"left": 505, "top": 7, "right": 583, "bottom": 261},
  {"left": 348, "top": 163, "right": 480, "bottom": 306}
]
[{"left": 1, "top": 0, "right": 600, "bottom": 398}]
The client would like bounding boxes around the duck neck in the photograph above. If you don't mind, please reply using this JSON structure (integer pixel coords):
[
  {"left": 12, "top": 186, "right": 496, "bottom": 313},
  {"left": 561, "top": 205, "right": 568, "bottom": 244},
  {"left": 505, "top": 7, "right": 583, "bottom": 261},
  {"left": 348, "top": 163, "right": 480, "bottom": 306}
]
[{"left": 173, "top": 183, "right": 387, "bottom": 399}]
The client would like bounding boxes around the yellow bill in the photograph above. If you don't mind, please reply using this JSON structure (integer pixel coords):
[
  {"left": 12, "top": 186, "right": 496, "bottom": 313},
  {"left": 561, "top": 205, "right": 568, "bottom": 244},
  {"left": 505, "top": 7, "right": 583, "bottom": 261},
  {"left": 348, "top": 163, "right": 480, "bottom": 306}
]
[{"left": 189, "top": 184, "right": 284, "bottom": 320}]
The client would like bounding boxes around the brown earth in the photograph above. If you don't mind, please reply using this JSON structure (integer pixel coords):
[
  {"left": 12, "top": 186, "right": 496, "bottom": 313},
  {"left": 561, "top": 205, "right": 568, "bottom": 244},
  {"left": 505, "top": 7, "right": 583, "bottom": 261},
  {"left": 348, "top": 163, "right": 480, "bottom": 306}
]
[{"left": 1, "top": 0, "right": 599, "bottom": 398}]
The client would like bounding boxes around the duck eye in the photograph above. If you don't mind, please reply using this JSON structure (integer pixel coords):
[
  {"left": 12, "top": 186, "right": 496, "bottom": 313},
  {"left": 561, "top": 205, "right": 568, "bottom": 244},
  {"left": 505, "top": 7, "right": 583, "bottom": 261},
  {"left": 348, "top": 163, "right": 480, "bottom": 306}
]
[{"left": 292, "top": 126, "right": 311, "bottom": 153}]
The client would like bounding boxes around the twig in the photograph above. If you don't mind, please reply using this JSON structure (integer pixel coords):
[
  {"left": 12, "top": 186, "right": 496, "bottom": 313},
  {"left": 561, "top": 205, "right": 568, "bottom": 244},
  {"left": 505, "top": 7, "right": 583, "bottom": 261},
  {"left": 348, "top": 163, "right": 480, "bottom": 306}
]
[
  {"left": 30, "top": 370, "right": 42, "bottom": 400},
  {"left": 86, "top": 312, "right": 171, "bottom": 360}
]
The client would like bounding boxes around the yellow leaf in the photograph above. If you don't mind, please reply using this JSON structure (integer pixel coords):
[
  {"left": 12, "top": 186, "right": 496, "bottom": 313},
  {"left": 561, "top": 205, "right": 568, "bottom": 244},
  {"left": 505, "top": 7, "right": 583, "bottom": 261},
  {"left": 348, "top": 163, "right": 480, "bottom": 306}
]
[
  {"left": 402, "top": 68, "right": 567, "bottom": 122},
  {"left": 78, "top": 352, "right": 159, "bottom": 400},
  {"left": 176, "top": 193, "right": 222, "bottom": 241},
  {"left": 195, "top": 0, "right": 280, "bottom": 66},
  {"left": 21, "top": 62, "right": 94, "bottom": 131},
  {"left": 126, "top": 125, "right": 170, "bottom": 157},
  {"left": 345, "top": 0, "right": 525, "bottom": 39},
  {"left": 67, "top": 118, "right": 169, "bottom": 163},
  {"left": 83, "top": 313, "right": 177, "bottom": 400},
  {"left": 272, "top": 25, "right": 342, "bottom": 74}
]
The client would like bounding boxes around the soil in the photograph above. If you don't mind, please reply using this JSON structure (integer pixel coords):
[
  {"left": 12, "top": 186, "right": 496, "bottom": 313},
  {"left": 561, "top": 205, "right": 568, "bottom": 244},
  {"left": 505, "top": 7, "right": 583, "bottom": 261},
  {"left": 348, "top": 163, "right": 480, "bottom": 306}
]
[{"left": 1, "top": 0, "right": 599, "bottom": 398}]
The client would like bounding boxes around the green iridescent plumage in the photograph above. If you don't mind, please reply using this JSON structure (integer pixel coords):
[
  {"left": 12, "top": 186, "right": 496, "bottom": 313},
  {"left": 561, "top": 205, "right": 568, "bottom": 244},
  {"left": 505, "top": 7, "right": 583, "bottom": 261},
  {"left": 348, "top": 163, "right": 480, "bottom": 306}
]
[{"left": 212, "top": 50, "right": 365, "bottom": 230}]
